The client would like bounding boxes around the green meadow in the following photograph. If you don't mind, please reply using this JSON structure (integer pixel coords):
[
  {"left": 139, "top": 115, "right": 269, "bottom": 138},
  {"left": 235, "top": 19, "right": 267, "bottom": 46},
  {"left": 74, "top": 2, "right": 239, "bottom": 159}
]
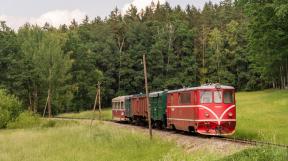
[
  {"left": 0, "top": 120, "right": 287, "bottom": 161},
  {"left": 1, "top": 90, "right": 287, "bottom": 161},
  {"left": 234, "top": 90, "right": 288, "bottom": 144},
  {"left": 0, "top": 121, "right": 219, "bottom": 161},
  {"left": 57, "top": 108, "right": 112, "bottom": 121}
]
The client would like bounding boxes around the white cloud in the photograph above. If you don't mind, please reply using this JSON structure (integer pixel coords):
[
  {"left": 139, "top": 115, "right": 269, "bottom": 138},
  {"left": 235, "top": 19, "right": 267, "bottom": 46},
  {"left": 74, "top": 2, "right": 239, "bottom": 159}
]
[
  {"left": 0, "top": 9, "right": 86, "bottom": 30},
  {"left": 122, "top": 0, "right": 166, "bottom": 14}
]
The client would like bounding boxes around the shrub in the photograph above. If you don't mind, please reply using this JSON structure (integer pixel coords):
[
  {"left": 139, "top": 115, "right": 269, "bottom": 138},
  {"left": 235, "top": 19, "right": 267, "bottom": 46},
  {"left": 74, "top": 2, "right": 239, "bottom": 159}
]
[
  {"left": 0, "top": 108, "right": 10, "bottom": 128},
  {"left": 7, "top": 111, "right": 41, "bottom": 129},
  {"left": 41, "top": 120, "right": 57, "bottom": 128},
  {"left": 0, "top": 89, "right": 22, "bottom": 128}
]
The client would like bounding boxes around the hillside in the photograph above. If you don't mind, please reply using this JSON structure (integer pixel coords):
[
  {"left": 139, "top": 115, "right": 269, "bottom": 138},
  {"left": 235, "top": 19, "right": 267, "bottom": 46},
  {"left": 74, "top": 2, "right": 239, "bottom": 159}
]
[{"left": 234, "top": 90, "right": 288, "bottom": 144}]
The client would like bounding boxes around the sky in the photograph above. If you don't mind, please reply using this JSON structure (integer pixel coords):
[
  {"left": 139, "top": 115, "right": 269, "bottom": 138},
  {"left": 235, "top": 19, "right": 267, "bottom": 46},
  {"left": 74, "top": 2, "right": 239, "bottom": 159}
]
[{"left": 0, "top": 0, "right": 221, "bottom": 30}]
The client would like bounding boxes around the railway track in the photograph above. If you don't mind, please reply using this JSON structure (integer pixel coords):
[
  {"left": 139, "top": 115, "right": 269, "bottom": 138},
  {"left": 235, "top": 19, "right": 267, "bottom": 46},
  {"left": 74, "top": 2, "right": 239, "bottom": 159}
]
[{"left": 52, "top": 116, "right": 288, "bottom": 149}]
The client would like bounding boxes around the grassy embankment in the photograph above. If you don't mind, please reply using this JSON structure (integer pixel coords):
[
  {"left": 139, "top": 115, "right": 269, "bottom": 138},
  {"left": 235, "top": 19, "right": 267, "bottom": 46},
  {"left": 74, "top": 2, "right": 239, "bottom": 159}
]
[
  {"left": 0, "top": 120, "right": 220, "bottom": 161},
  {"left": 57, "top": 108, "right": 112, "bottom": 120},
  {"left": 57, "top": 90, "right": 288, "bottom": 145},
  {"left": 1, "top": 90, "right": 287, "bottom": 161},
  {"left": 234, "top": 89, "right": 288, "bottom": 145},
  {"left": 0, "top": 119, "right": 286, "bottom": 161}
]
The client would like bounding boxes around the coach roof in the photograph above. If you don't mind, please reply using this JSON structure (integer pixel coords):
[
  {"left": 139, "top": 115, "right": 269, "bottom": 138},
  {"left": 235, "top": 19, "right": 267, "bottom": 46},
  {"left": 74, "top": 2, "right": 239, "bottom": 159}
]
[
  {"left": 112, "top": 95, "right": 132, "bottom": 102},
  {"left": 167, "top": 84, "right": 234, "bottom": 93}
]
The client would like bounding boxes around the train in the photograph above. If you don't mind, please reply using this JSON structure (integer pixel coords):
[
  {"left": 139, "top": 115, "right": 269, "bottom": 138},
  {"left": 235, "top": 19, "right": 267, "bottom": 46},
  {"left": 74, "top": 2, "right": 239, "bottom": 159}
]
[{"left": 112, "top": 84, "right": 236, "bottom": 136}]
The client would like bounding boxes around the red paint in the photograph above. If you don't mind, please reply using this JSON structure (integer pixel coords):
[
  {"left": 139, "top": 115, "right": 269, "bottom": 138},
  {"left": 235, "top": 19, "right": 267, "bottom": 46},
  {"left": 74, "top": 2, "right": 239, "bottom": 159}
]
[
  {"left": 112, "top": 109, "right": 126, "bottom": 120},
  {"left": 166, "top": 88, "right": 236, "bottom": 135},
  {"left": 131, "top": 95, "right": 148, "bottom": 119}
]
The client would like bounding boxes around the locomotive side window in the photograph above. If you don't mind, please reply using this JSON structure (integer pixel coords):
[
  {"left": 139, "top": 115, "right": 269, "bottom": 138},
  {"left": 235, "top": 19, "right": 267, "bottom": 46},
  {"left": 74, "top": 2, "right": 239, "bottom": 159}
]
[
  {"left": 121, "top": 102, "right": 124, "bottom": 109},
  {"left": 200, "top": 91, "right": 212, "bottom": 103},
  {"left": 214, "top": 91, "right": 222, "bottom": 103},
  {"left": 179, "top": 92, "right": 191, "bottom": 104},
  {"left": 224, "top": 91, "right": 234, "bottom": 104}
]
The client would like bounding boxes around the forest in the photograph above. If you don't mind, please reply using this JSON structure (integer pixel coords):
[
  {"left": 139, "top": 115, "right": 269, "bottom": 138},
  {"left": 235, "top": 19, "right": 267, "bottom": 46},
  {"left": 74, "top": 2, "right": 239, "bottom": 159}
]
[{"left": 0, "top": 0, "right": 288, "bottom": 115}]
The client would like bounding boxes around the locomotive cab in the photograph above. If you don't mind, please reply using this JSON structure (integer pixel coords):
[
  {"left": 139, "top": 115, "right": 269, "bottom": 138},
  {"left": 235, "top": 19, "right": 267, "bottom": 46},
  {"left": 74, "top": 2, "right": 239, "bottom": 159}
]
[{"left": 197, "top": 84, "right": 236, "bottom": 135}]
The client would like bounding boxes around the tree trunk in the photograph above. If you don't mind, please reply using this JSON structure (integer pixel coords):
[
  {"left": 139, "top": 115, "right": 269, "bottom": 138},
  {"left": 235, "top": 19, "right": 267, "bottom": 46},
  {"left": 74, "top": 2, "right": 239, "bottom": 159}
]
[
  {"left": 33, "top": 87, "right": 38, "bottom": 113},
  {"left": 48, "top": 89, "right": 51, "bottom": 118},
  {"left": 216, "top": 45, "right": 220, "bottom": 83},
  {"left": 286, "top": 57, "right": 288, "bottom": 88},
  {"left": 117, "top": 37, "right": 124, "bottom": 92},
  {"left": 202, "top": 25, "right": 205, "bottom": 69},
  {"left": 280, "top": 65, "right": 283, "bottom": 89},
  {"left": 167, "top": 23, "right": 174, "bottom": 74},
  {"left": 48, "top": 68, "right": 52, "bottom": 118},
  {"left": 28, "top": 91, "right": 32, "bottom": 111}
]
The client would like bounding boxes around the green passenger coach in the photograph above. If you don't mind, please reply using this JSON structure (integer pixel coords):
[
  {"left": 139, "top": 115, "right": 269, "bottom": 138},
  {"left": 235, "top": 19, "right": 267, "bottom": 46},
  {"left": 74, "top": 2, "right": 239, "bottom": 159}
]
[{"left": 149, "top": 91, "right": 167, "bottom": 128}]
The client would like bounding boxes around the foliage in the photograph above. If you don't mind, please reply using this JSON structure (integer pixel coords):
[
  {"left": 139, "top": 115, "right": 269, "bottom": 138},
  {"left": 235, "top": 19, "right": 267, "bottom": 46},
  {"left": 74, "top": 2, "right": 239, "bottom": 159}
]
[
  {"left": 0, "top": 89, "right": 22, "bottom": 128},
  {"left": 7, "top": 111, "right": 41, "bottom": 129},
  {"left": 0, "top": 0, "right": 287, "bottom": 113},
  {"left": 239, "top": 0, "right": 288, "bottom": 89}
]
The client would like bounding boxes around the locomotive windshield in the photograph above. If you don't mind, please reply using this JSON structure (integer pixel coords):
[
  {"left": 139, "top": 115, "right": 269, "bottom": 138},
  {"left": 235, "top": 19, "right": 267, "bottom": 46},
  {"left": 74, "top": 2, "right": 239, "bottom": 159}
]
[
  {"left": 214, "top": 91, "right": 222, "bottom": 103},
  {"left": 224, "top": 91, "right": 234, "bottom": 104},
  {"left": 200, "top": 90, "right": 233, "bottom": 104},
  {"left": 200, "top": 91, "right": 212, "bottom": 103}
]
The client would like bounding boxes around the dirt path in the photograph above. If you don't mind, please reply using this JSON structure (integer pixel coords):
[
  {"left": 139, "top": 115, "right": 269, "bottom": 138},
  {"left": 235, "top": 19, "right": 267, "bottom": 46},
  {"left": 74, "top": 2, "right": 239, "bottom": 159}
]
[{"left": 52, "top": 118, "right": 250, "bottom": 157}]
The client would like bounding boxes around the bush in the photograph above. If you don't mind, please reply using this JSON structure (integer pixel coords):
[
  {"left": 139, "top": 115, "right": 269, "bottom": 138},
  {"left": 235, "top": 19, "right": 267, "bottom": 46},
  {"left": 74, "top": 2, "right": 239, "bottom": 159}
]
[
  {"left": 41, "top": 120, "right": 57, "bottom": 128},
  {"left": 7, "top": 111, "right": 41, "bottom": 129},
  {"left": 0, "top": 89, "right": 22, "bottom": 128}
]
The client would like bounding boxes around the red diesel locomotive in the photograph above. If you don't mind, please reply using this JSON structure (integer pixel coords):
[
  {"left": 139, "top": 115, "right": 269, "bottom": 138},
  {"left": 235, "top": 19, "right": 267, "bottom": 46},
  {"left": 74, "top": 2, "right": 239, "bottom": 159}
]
[
  {"left": 166, "top": 84, "right": 236, "bottom": 135},
  {"left": 112, "top": 84, "right": 236, "bottom": 136}
]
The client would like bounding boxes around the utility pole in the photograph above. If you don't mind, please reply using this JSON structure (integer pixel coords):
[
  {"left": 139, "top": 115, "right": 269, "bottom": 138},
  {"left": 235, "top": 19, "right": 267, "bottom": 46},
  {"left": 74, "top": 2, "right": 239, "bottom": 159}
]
[
  {"left": 90, "top": 81, "right": 101, "bottom": 127},
  {"left": 143, "top": 54, "right": 152, "bottom": 140},
  {"left": 98, "top": 82, "right": 102, "bottom": 120}
]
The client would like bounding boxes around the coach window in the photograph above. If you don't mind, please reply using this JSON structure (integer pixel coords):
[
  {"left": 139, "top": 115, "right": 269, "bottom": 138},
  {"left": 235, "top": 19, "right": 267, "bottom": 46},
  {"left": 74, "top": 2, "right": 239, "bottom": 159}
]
[
  {"left": 214, "top": 91, "right": 222, "bottom": 103},
  {"left": 121, "top": 102, "right": 124, "bottom": 109},
  {"left": 200, "top": 91, "right": 212, "bottom": 103},
  {"left": 224, "top": 91, "right": 233, "bottom": 104},
  {"left": 179, "top": 92, "right": 191, "bottom": 104}
]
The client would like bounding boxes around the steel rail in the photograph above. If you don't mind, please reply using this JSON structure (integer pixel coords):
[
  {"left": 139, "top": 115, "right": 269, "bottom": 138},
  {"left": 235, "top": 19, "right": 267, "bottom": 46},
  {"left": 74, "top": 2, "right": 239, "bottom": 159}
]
[{"left": 52, "top": 116, "right": 288, "bottom": 149}]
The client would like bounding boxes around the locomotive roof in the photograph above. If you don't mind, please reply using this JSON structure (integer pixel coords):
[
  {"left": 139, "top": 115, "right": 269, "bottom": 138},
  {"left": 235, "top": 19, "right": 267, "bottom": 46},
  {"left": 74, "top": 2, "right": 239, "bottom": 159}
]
[
  {"left": 167, "top": 84, "right": 234, "bottom": 93},
  {"left": 149, "top": 91, "right": 165, "bottom": 97},
  {"left": 112, "top": 95, "right": 132, "bottom": 101},
  {"left": 130, "top": 91, "right": 165, "bottom": 98},
  {"left": 114, "top": 84, "right": 234, "bottom": 99}
]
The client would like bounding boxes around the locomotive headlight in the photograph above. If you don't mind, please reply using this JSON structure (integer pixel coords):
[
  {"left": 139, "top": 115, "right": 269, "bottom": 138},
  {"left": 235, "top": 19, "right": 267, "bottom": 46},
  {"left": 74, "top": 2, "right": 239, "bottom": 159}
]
[
  {"left": 205, "top": 113, "right": 209, "bottom": 117},
  {"left": 228, "top": 112, "right": 233, "bottom": 117}
]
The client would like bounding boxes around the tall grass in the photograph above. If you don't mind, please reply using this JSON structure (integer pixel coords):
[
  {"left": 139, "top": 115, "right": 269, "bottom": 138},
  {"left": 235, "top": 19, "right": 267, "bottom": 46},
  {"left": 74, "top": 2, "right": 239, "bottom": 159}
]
[
  {"left": 234, "top": 90, "right": 288, "bottom": 144},
  {"left": 0, "top": 122, "right": 221, "bottom": 161},
  {"left": 219, "top": 146, "right": 288, "bottom": 161},
  {"left": 57, "top": 108, "right": 112, "bottom": 120}
]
